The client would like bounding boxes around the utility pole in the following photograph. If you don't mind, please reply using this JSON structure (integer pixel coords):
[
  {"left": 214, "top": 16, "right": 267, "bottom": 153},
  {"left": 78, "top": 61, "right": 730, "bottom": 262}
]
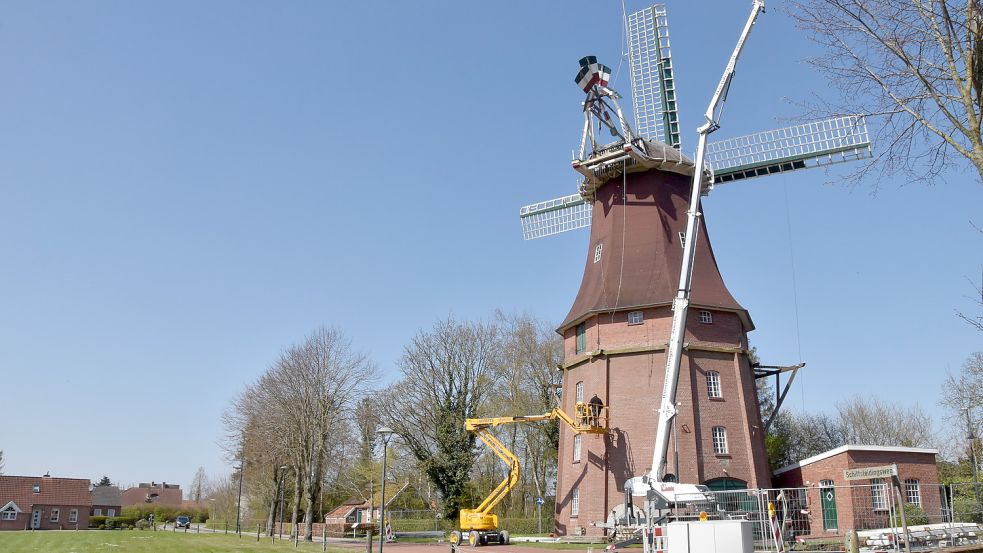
[{"left": 965, "top": 407, "right": 982, "bottom": 517}]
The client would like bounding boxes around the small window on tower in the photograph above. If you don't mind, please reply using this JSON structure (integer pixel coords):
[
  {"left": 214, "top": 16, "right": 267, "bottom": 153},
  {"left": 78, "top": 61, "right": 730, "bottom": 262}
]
[
  {"left": 712, "top": 427, "right": 728, "bottom": 455},
  {"left": 678, "top": 231, "right": 686, "bottom": 247},
  {"left": 628, "top": 311, "right": 643, "bottom": 325},
  {"left": 573, "top": 434, "right": 582, "bottom": 462},
  {"left": 706, "top": 371, "right": 722, "bottom": 398},
  {"left": 575, "top": 381, "right": 584, "bottom": 404},
  {"left": 571, "top": 487, "right": 580, "bottom": 517},
  {"left": 576, "top": 323, "right": 586, "bottom": 353},
  {"left": 699, "top": 311, "right": 713, "bottom": 324},
  {"left": 593, "top": 243, "right": 603, "bottom": 263}
]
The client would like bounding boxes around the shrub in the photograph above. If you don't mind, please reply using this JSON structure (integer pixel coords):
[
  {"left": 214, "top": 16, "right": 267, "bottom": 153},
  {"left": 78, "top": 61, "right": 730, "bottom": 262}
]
[
  {"left": 135, "top": 519, "right": 150, "bottom": 530},
  {"left": 893, "top": 504, "right": 930, "bottom": 527},
  {"left": 89, "top": 516, "right": 107, "bottom": 528}
]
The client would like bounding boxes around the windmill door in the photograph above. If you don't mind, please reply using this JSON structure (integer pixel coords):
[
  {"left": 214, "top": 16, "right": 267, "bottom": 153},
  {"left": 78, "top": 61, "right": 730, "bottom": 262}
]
[{"left": 819, "top": 480, "right": 837, "bottom": 531}]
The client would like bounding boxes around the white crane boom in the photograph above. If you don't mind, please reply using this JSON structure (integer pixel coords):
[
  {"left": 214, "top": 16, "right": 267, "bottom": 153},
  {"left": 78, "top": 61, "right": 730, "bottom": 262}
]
[{"left": 648, "top": 0, "right": 766, "bottom": 485}]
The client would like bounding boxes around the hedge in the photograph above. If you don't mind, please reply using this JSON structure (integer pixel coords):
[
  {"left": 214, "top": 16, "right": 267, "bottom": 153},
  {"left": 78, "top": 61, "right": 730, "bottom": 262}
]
[{"left": 89, "top": 515, "right": 139, "bottom": 529}]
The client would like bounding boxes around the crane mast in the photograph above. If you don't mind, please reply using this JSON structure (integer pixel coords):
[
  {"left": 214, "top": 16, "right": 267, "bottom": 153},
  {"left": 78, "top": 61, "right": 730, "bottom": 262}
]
[{"left": 648, "top": 0, "right": 765, "bottom": 485}]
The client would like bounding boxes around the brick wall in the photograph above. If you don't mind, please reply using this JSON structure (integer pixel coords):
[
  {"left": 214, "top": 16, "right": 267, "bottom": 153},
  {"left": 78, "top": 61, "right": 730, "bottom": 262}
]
[
  {"left": 0, "top": 504, "right": 89, "bottom": 530},
  {"left": 554, "top": 307, "right": 769, "bottom": 536},
  {"left": 774, "top": 448, "right": 941, "bottom": 537}
]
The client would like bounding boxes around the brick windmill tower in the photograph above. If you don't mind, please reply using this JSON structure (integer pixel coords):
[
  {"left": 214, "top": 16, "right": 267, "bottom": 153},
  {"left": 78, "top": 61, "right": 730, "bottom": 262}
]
[{"left": 517, "top": 3, "right": 871, "bottom": 537}]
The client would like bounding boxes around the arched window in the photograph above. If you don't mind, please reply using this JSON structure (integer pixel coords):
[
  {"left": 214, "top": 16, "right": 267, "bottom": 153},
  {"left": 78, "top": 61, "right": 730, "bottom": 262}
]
[
  {"left": 573, "top": 434, "right": 582, "bottom": 462},
  {"left": 571, "top": 487, "right": 580, "bottom": 517},
  {"left": 706, "top": 371, "right": 722, "bottom": 398},
  {"left": 575, "top": 381, "right": 584, "bottom": 403}
]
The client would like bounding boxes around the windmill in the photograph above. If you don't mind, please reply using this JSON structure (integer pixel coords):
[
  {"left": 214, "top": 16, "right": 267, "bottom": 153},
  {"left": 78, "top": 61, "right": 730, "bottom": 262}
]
[
  {"left": 529, "top": 1, "right": 873, "bottom": 541},
  {"left": 518, "top": 4, "right": 871, "bottom": 240}
]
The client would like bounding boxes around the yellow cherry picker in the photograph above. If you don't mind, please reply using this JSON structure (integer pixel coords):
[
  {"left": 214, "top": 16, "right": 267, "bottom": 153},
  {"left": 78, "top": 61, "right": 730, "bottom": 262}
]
[{"left": 449, "top": 402, "right": 607, "bottom": 547}]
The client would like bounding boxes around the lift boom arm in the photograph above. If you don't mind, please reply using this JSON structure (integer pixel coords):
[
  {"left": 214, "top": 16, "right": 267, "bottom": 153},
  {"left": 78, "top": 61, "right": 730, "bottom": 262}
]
[
  {"left": 461, "top": 405, "right": 605, "bottom": 530},
  {"left": 648, "top": 0, "right": 766, "bottom": 485}
]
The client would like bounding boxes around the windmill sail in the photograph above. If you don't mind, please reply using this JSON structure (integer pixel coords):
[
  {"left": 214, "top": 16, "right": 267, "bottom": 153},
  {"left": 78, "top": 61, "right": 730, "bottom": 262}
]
[
  {"left": 519, "top": 194, "right": 591, "bottom": 240},
  {"left": 706, "top": 115, "right": 871, "bottom": 184},
  {"left": 626, "top": 4, "right": 680, "bottom": 148}
]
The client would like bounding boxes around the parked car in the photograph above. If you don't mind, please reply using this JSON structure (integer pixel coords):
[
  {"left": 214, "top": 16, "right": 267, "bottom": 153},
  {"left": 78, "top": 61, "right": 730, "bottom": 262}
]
[{"left": 176, "top": 516, "right": 191, "bottom": 529}]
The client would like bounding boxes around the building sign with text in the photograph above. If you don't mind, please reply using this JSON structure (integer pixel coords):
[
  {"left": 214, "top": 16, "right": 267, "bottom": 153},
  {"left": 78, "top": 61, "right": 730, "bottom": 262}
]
[{"left": 843, "top": 464, "right": 897, "bottom": 480}]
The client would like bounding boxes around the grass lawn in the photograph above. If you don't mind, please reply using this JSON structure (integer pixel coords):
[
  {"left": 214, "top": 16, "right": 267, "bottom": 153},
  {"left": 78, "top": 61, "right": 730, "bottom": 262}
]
[{"left": 0, "top": 530, "right": 356, "bottom": 553}]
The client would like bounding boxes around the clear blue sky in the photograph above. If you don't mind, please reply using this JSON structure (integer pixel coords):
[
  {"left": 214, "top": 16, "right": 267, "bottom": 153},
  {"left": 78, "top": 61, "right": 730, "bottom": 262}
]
[{"left": 0, "top": 1, "right": 979, "bottom": 491}]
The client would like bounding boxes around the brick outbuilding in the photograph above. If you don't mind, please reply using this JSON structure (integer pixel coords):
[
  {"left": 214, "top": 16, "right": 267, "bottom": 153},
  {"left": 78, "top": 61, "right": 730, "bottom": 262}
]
[
  {"left": 0, "top": 474, "right": 91, "bottom": 530},
  {"left": 773, "top": 445, "right": 941, "bottom": 538}
]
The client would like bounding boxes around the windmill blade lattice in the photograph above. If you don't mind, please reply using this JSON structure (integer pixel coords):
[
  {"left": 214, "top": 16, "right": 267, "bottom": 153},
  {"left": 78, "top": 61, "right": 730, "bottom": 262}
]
[
  {"left": 519, "top": 194, "right": 591, "bottom": 240},
  {"left": 627, "top": 4, "right": 680, "bottom": 148},
  {"left": 706, "top": 115, "right": 871, "bottom": 184}
]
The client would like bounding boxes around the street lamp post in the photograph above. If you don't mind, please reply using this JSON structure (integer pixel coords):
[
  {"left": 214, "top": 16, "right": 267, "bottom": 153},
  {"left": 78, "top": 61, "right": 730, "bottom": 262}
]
[
  {"left": 965, "top": 407, "right": 982, "bottom": 517},
  {"left": 234, "top": 463, "right": 244, "bottom": 536},
  {"left": 273, "top": 465, "right": 288, "bottom": 544},
  {"left": 376, "top": 426, "right": 396, "bottom": 553}
]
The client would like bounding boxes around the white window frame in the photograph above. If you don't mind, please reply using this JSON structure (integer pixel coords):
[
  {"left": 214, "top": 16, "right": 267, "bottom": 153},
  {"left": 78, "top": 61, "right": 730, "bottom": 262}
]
[
  {"left": 32, "top": 484, "right": 40, "bottom": 494},
  {"left": 573, "top": 434, "right": 582, "bottom": 462},
  {"left": 68, "top": 509, "right": 78, "bottom": 523},
  {"left": 871, "top": 478, "right": 888, "bottom": 510},
  {"left": 905, "top": 479, "right": 921, "bottom": 507},
  {"left": 107, "top": 508, "right": 116, "bottom": 517},
  {"left": 93, "top": 508, "right": 102, "bottom": 516},
  {"left": 593, "top": 243, "right": 603, "bottom": 263},
  {"left": 0, "top": 508, "right": 16, "bottom": 521},
  {"left": 575, "top": 381, "right": 584, "bottom": 404},
  {"left": 678, "top": 231, "right": 686, "bottom": 247},
  {"left": 712, "top": 426, "right": 728, "bottom": 455},
  {"left": 706, "top": 371, "right": 722, "bottom": 398},
  {"left": 699, "top": 310, "right": 713, "bottom": 324},
  {"left": 628, "top": 311, "right": 643, "bottom": 325},
  {"left": 571, "top": 486, "right": 580, "bottom": 517},
  {"left": 820, "top": 479, "right": 834, "bottom": 488},
  {"left": 50, "top": 508, "right": 59, "bottom": 522}
]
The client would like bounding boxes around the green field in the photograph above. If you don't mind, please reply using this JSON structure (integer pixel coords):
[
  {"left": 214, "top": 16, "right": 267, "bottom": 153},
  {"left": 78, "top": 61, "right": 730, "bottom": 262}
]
[{"left": 0, "top": 530, "right": 355, "bottom": 552}]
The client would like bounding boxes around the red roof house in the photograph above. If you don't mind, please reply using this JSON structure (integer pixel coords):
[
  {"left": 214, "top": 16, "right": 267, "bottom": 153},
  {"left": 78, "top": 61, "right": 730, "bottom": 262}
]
[{"left": 0, "top": 474, "right": 92, "bottom": 530}]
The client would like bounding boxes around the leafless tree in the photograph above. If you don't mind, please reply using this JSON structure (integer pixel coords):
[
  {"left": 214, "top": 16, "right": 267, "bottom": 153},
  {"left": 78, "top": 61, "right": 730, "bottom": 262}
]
[
  {"left": 941, "top": 351, "right": 983, "bottom": 425},
  {"left": 957, "top": 264, "right": 983, "bottom": 332},
  {"left": 189, "top": 467, "right": 208, "bottom": 504},
  {"left": 790, "top": 0, "right": 983, "bottom": 185},
  {"left": 223, "top": 326, "right": 376, "bottom": 540},
  {"left": 836, "top": 395, "right": 936, "bottom": 447},
  {"left": 379, "top": 317, "right": 502, "bottom": 519},
  {"left": 489, "top": 311, "right": 563, "bottom": 516}
]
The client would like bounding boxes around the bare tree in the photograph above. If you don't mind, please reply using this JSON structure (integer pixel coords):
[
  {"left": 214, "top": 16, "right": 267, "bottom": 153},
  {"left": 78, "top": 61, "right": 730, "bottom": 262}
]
[
  {"left": 224, "top": 326, "right": 375, "bottom": 541},
  {"left": 190, "top": 467, "right": 208, "bottom": 504},
  {"left": 837, "top": 395, "right": 936, "bottom": 447},
  {"left": 379, "top": 317, "right": 502, "bottom": 519},
  {"left": 941, "top": 351, "right": 983, "bottom": 424},
  {"left": 958, "top": 265, "right": 983, "bottom": 332},
  {"left": 790, "top": 0, "right": 983, "bottom": 184}
]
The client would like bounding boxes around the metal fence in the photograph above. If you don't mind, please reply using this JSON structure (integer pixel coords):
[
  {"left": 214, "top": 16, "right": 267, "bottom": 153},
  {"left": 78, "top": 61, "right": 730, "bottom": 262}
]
[{"left": 667, "top": 483, "right": 983, "bottom": 552}]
